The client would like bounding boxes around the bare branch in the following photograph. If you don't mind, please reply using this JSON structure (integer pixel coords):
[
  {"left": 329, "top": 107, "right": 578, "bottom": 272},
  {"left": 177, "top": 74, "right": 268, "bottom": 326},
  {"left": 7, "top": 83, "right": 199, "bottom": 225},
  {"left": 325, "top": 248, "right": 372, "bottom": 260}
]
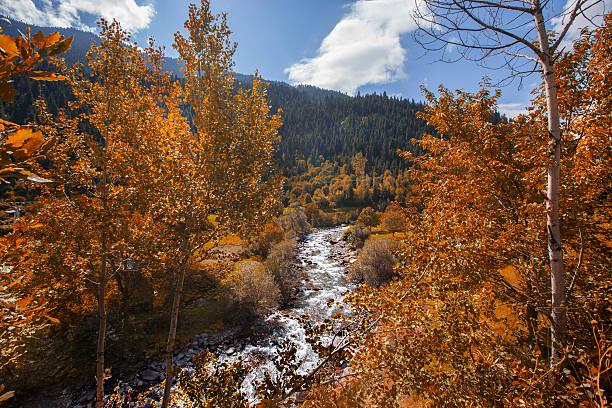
[{"left": 552, "top": 0, "right": 592, "bottom": 52}]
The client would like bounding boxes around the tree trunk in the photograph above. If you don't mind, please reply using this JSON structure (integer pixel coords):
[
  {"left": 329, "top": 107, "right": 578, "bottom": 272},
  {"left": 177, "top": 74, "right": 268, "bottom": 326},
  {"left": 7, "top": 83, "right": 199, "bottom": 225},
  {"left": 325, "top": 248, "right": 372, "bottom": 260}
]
[
  {"left": 96, "top": 240, "right": 107, "bottom": 408},
  {"left": 161, "top": 263, "right": 187, "bottom": 408},
  {"left": 533, "top": 2, "right": 567, "bottom": 367}
]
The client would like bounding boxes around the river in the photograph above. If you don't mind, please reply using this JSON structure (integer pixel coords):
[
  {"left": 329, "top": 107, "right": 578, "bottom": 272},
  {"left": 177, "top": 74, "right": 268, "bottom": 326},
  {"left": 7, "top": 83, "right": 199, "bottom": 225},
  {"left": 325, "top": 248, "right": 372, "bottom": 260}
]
[
  {"left": 236, "top": 225, "right": 352, "bottom": 398},
  {"left": 136, "top": 225, "right": 353, "bottom": 404},
  {"left": 17, "top": 226, "right": 353, "bottom": 407}
]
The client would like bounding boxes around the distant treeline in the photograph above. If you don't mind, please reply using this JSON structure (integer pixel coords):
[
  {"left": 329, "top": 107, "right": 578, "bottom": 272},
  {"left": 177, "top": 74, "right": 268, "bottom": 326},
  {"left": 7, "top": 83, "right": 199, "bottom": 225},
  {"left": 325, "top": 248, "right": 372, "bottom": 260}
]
[{"left": 0, "top": 19, "right": 431, "bottom": 180}]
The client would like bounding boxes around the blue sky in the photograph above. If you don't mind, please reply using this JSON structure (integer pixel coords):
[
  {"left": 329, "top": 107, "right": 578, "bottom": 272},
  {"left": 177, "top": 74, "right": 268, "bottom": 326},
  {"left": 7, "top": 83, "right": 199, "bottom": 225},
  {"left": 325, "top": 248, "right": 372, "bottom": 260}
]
[{"left": 3, "top": 0, "right": 609, "bottom": 116}]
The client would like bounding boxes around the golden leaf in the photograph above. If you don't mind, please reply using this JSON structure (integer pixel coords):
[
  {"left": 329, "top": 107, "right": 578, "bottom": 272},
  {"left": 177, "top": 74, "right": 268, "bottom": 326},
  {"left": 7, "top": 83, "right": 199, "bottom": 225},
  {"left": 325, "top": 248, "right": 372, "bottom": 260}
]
[
  {"left": 0, "top": 34, "right": 19, "bottom": 58},
  {"left": 44, "top": 315, "right": 60, "bottom": 324},
  {"left": 6, "top": 128, "right": 44, "bottom": 154}
]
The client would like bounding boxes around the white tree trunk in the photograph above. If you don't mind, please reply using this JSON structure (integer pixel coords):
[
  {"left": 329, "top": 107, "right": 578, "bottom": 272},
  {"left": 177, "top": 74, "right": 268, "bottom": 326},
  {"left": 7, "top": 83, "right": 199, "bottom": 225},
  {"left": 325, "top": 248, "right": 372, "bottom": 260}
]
[{"left": 533, "top": 2, "right": 567, "bottom": 367}]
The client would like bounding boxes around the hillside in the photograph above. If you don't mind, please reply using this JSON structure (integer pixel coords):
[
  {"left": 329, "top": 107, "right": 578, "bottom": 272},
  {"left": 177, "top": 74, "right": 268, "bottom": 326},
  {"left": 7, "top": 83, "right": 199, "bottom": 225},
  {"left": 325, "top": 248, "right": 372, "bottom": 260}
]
[{"left": 0, "top": 19, "right": 428, "bottom": 179}]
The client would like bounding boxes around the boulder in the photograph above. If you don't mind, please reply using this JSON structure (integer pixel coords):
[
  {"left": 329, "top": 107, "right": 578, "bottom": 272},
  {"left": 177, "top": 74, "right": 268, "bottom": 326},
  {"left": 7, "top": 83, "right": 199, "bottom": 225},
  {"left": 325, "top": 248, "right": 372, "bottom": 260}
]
[{"left": 141, "top": 369, "right": 161, "bottom": 382}]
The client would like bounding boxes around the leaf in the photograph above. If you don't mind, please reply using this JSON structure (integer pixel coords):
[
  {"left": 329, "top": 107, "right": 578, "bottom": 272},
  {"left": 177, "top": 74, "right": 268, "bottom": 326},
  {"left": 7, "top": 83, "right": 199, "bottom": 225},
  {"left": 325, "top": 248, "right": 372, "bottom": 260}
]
[
  {"left": 47, "top": 36, "right": 73, "bottom": 56},
  {"left": 6, "top": 127, "right": 44, "bottom": 151},
  {"left": 6, "top": 277, "right": 23, "bottom": 289},
  {"left": 32, "top": 31, "right": 64, "bottom": 50},
  {"left": 26, "top": 175, "right": 53, "bottom": 183},
  {"left": 0, "top": 149, "right": 12, "bottom": 166},
  {"left": 0, "top": 390, "right": 14, "bottom": 403},
  {"left": 24, "top": 71, "right": 67, "bottom": 82},
  {"left": 0, "top": 34, "right": 19, "bottom": 58},
  {"left": 0, "top": 82, "right": 17, "bottom": 103},
  {"left": 44, "top": 315, "right": 60, "bottom": 324}
]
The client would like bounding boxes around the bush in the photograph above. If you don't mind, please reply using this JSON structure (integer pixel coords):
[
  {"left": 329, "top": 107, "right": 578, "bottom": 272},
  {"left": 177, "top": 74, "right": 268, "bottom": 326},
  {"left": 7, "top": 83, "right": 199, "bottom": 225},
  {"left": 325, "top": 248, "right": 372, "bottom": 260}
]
[
  {"left": 348, "top": 237, "right": 399, "bottom": 287},
  {"left": 249, "top": 221, "right": 285, "bottom": 257},
  {"left": 356, "top": 206, "right": 380, "bottom": 231},
  {"left": 265, "top": 239, "right": 299, "bottom": 305},
  {"left": 341, "top": 224, "right": 370, "bottom": 248},
  {"left": 380, "top": 204, "right": 406, "bottom": 236},
  {"left": 278, "top": 206, "right": 311, "bottom": 238},
  {"left": 225, "top": 260, "right": 280, "bottom": 318}
]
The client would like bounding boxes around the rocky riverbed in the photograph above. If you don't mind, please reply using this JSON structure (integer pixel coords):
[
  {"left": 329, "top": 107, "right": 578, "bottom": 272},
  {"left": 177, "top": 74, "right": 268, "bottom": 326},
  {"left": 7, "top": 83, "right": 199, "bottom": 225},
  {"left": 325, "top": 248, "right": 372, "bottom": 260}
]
[{"left": 19, "top": 226, "right": 353, "bottom": 407}]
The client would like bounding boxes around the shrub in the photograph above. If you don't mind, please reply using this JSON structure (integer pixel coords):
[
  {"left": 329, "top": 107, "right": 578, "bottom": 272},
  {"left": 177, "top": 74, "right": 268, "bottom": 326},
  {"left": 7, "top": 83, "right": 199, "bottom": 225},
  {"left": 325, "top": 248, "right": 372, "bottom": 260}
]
[
  {"left": 380, "top": 204, "right": 406, "bottom": 236},
  {"left": 265, "top": 239, "right": 299, "bottom": 304},
  {"left": 225, "top": 260, "right": 279, "bottom": 318},
  {"left": 278, "top": 206, "right": 311, "bottom": 238},
  {"left": 249, "top": 221, "right": 285, "bottom": 257},
  {"left": 348, "top": 237, "right": 399, "bottom": 287},
  {"left": 341, "top": 224, "right": 370, "bottom": 248},
  {"left": 177, "top": 350, "right": 249, "bottom": 407}
]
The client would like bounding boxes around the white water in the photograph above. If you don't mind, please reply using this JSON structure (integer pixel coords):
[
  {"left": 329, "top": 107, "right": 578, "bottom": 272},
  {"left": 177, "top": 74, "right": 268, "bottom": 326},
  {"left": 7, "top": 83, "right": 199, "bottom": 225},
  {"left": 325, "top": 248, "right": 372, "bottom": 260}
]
[
  {"left": 235, "top": 225, "right": 351, "bottom": 398},
  {"left": 114, "top": 226, "right": 351, "bottom": 405}
]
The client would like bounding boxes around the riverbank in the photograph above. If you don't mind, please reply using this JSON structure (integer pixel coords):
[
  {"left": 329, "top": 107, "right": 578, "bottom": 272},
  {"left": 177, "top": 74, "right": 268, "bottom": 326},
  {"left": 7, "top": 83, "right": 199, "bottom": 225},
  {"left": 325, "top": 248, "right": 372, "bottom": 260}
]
[{"left": 16, "top": 226, "right": 353, "bottom": 408}]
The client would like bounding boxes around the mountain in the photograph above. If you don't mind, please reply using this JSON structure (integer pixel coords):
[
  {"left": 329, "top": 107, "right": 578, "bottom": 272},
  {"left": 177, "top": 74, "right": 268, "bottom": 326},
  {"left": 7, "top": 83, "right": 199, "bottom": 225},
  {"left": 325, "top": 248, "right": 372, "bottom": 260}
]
[{"left": 0, "top": 19, "right": 428, "bottom": 176}]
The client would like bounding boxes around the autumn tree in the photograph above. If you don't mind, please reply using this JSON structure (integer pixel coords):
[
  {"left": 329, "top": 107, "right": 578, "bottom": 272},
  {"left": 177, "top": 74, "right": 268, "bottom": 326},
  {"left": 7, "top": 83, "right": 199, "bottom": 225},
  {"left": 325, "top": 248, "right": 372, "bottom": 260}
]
[
  {"left": 0, "top": 24, "right": 72, "bottom": 182},
  {"left": 357, "top": 206, "right": 380, "bottom": 231},
  {"left": 3, "top": 20, "right": 175, "bottom": 407},
  {"left": 0, "top": 23, "right": 72, "bottom": 403},
  {"left": 380, "top": 203, "right": 406, "bottom": 236},
  {"left": 304, "top": 19, "right": 611, "bottom": 406},
  {"left": 157, "top": 2, "right": 282, "bottom": 406},
  {"left": 412, "top": 0, "right": 606, "bottom": 366}
]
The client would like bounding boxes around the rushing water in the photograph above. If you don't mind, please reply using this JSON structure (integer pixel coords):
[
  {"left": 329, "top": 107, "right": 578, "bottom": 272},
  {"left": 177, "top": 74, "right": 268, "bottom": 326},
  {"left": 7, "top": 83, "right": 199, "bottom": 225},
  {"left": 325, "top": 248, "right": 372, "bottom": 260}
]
[
  {"left": 235, "top": 225, "right": 352, "bottom": 398},
  {"left": 20, "top": 227, "right": 352, "bottom": 407}
]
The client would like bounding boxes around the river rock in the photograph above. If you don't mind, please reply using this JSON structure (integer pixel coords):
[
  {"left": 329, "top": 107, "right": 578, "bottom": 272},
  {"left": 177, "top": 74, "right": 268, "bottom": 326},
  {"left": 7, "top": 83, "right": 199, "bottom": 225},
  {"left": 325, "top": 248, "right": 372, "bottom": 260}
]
[
  {"left": 141, "top": 369, "right": 161, "bottom": 382},
  {"left": 79, "top": 389, "right": 96, "bottom": 403},
  {"left": 226, "top": 347, "right": 235, "bottom": 355},
  {"left": 193, "top": 297, "right": 208, "bottom": 307}
]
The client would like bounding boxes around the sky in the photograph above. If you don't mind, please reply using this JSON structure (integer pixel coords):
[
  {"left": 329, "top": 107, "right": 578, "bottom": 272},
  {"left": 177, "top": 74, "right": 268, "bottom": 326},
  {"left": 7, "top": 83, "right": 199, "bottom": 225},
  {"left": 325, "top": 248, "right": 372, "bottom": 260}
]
[{"left": 2, "top": 0, "right": 609, "bottom": 116}]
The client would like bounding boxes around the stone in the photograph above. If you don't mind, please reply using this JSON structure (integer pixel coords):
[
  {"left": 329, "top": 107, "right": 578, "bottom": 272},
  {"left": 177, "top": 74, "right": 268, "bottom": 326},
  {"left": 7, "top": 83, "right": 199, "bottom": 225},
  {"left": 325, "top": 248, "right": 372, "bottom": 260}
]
[
  {"left": 79, "top": 390, "right": 95, "bottom": 403},
  {"left": 141, "top": 369, "right": 161, "bottom": 382},
  {"left": 226, "top": 347, "right": 235, "bottom": 355},
  {"left": 193, "top": 298, "right": 208, "bottom": 307}
]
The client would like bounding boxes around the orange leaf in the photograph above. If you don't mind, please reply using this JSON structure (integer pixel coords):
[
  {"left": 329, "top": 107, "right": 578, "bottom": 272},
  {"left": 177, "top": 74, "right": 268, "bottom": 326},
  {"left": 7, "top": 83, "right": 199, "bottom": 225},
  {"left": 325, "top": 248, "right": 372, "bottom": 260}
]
[
  {"left": 44, "top": 315, "right": 60, "bottom": 324},
  {"left": 24, "top": 71, "right": 67, "bottom": 82},
  {"left": 0, "top": 34, "right": 19, "bottom": 58},
  {"left": 6, "top": 128, "right": 44, "bottom": 154}
]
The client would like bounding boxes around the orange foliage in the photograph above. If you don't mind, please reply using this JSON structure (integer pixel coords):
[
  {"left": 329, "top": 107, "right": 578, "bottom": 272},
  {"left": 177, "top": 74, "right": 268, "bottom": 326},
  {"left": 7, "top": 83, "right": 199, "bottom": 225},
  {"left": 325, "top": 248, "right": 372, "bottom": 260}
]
[{"left": 306, "top": 17, "right": 611, "bottom": 407}]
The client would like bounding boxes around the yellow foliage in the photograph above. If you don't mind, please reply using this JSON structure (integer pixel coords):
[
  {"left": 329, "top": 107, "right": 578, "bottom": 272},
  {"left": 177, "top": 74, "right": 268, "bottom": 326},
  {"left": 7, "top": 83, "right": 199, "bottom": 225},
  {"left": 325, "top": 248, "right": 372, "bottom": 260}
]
[{"left": 499, "top": 265, "right": 522, "bottom": 288}]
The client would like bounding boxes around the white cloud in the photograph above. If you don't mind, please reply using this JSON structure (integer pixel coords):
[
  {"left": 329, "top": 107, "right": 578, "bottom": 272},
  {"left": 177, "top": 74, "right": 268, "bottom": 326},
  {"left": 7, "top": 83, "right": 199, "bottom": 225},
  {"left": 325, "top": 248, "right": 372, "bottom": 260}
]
[
  {"left": 498, "top": 103, "right": 526, "bottom": 118},
  {"left": 0, "top": 0, "right": 155, "bottom": 32},
  {"left": 285, "top": 0, "right": 420, "bottom": 95},
  {"left": 552, "top": 0, "right": 611, "bottom": 50}
]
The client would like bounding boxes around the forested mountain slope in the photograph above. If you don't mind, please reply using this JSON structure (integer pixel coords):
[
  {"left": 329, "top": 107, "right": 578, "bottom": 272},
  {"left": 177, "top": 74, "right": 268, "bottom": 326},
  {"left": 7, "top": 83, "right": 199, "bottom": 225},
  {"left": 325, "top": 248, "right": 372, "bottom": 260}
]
[{"left": 0, "top": 19, "right": 428, "bottom": 176}]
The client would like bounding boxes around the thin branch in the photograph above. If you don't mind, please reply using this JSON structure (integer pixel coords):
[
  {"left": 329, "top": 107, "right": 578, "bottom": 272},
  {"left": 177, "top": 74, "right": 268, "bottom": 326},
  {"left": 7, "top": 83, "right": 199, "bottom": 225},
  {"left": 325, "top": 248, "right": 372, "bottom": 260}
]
[
  {"left": 451, "top": 0, "right": 544, "bottom": 58},
  {"left": 468, "top": 0, "right": 535, "bottom": 14},
  {"left": 568, "top": 227, "right": 583, "bottom": 294},
  {"left": 551, "top": 0, "right": 591, "bottom": 52}
]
